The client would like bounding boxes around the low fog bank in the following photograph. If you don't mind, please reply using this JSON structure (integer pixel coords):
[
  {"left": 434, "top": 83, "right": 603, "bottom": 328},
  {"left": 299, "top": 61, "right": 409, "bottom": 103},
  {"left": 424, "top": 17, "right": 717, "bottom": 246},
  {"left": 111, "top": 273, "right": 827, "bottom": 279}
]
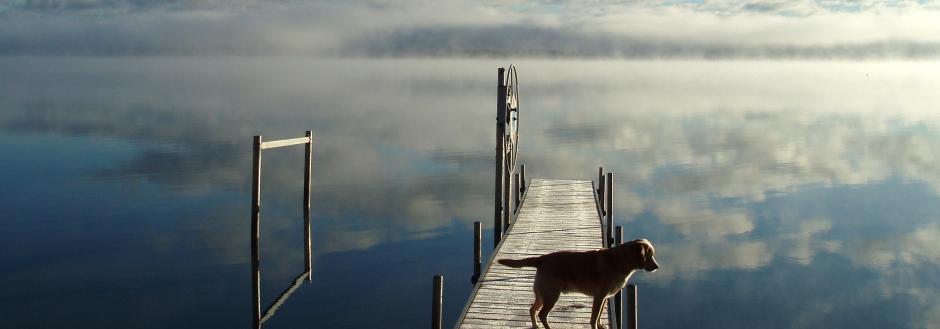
[{"left": 3, "top": 1, "right": 940, "bottom": 60}]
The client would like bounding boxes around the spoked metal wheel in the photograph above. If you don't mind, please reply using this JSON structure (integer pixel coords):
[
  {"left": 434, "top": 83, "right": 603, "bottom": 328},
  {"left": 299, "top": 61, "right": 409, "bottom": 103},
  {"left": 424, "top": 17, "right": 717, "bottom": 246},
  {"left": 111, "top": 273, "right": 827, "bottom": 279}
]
[{"left": 504, "top": 65, "right": 520, "bottom": 170}]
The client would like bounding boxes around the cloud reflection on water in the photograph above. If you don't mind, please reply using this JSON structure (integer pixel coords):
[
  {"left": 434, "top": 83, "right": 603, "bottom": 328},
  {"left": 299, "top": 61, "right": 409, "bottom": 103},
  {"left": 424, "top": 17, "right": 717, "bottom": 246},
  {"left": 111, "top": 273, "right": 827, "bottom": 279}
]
[{"left": 2, "top": 58, "right": 940, "bottom": 327}]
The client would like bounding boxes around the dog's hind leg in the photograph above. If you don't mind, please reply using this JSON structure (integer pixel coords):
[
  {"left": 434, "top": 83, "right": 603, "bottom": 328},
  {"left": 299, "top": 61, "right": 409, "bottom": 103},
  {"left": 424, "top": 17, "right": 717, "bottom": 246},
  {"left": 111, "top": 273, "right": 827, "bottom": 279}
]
[
  {"left": 589, "top": 295, "right": 608, "bottom": 329},
  {"left": 537, "top": 288, "right": 560, "bottom": 329},
  {"left": 529, "top": 290, "right": 543, "bottom": 329}
]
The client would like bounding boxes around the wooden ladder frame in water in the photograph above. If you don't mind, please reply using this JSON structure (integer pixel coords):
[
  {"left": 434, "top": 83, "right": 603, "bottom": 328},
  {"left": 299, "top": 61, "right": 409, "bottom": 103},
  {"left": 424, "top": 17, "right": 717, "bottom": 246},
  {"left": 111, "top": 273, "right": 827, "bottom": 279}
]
[{"left": 250, "top": 131, "right": 313, "bottom": 329}]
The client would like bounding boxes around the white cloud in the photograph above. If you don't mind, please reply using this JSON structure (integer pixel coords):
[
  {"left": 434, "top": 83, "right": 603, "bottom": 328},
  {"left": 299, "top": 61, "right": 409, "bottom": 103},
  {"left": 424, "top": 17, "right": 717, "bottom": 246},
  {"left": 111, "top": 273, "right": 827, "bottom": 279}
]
[
  {"left": 650, "top": 240, "right": 773, "bottom": 282},
  {"left": 654, "top": 199, "right": 754, "bottom": 239},
  {"left": 843, "top": 223, "right": 940, "bottom": 269}
]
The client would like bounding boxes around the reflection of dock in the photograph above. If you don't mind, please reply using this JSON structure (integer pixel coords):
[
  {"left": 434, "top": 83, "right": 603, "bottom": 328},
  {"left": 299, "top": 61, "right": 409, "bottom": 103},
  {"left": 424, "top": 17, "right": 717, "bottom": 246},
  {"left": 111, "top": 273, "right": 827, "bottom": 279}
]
[{"left": 454, "top": 179, "right": 614, "bottom": 329}]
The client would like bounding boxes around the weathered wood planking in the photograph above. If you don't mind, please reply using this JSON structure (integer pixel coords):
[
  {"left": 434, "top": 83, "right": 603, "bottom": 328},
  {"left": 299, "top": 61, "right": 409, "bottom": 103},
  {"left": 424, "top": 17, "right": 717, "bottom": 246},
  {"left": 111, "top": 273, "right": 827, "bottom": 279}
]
[{"left": 456, "top": 179, "right": 610, "bottom": 329}]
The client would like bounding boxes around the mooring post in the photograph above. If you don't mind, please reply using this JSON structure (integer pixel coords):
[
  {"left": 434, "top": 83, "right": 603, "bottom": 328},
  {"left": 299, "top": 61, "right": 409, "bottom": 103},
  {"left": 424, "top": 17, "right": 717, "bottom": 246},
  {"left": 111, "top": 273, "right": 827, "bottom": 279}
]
[
  {"left": 494, "top": 67, "right": 506, "bottom": 248},
  {"left": 615, "top": 226, "right": 624, "bottom": 329},
  {"left": 514, "top": 172, "right": 521, "bottom": 212},
  {"left": 627, "top": 284, "right": 638, "bottom": 329},
  {"left": 605, "top": 172, "right": 613, "bottom": 247},
  {"left": 432, "top": 275, "right": 444, "bottom": 329},
  {"left": 303, "top": 130, "right": 313, "bottom": 281},
  {"left": 521, "top": 164, "right": 527, "bottom": 193},
  {"left": 472, "top": 221, "right": 482, "bottom": 284},
  {"left": 598, "top": 167, "right": 606, "bottom": 217},
  {"left": 503, "top": 164, "right": 511, "bottom": 232},
  {"left": 251, "top": 135, "right": 263, "bottom": 329}
]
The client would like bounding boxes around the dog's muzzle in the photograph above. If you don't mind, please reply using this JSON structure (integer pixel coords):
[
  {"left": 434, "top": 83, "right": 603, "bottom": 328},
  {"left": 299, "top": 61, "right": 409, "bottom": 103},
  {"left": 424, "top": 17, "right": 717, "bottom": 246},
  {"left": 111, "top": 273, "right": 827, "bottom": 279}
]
[{"left": 646, "top": 259, "right": 659, "bottom": 272}]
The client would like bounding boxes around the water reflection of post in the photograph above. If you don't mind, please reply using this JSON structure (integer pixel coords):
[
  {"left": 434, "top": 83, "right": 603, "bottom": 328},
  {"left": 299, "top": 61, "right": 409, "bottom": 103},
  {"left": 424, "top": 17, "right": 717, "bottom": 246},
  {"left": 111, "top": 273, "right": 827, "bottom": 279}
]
[
  {"left": 250, "top": 131, "right": 314, "bottom": 329},
  {"left": 303, "top": 130, "right": 313, "bottom": 281},
  {"left": 251, "top": 135, "right": 263, "bottom": 329}
]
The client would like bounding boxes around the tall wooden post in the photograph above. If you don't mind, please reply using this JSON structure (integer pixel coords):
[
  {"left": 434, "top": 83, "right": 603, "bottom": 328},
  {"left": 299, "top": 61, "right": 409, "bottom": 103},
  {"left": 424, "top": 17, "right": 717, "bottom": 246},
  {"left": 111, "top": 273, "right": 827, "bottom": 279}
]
[
  {"left": 472, "top": 221, "right": 482, "bottom": 284},
  {"left": 503, "top": 159, "right": 511, "bottom": 232},
  {"left": 615, "top": 226, "right": 624, "bottom": 329},
  {"left": 251, "top": 135, "right": 263, "bottom": 329},
  {"left": 605, "top": 172, "right": 613, "bottom": 247},
  {"left": 432, "top": 275, "right": 444, "bottom": 329},
  {"left": 598, "top": 167, "right": 605, "bottom": 215},
  {"left": 303, "top": 131, "right": 313, "bottom": 281},
  {"left": 521, "top": 164, "right": 527, "bottom": 193},
  {"left": 627, "top": 284, "right": 638, "bottom": 329},
  {"left": 494, "top": 68, "right": 506, "bottom": 248},
  {"left": 514, "top": 172, "right": 521, "bottom": 212}
]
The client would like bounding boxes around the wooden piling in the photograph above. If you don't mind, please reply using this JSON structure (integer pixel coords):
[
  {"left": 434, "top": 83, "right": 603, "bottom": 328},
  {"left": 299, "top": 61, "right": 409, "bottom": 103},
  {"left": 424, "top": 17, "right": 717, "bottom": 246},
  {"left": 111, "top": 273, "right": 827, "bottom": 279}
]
[
  {"left": 303, "top": 131, "right": 312, "bottom": 280},
  {"left": 520, "top": 164, "right": 527, "bottom": 193},
  {"left": 605, "top": 172, "right": 613, "bottom": 247},
  {"left": 432, "top": 275, "right": 444, "bottom": 329},
  {"left": 503, "top": 164, "right": 511, "bottom": 232},
  {"left": 615, "top": 226, "right": 623, "bottom": 329},
  {"left": 514, "top": 172, "right": 521, "bottom": 212},
  {"left": 598, "top": 167, "right": 606, "bottom": 218},
  {"left": 251, "top": 135, "right": 263, "bottom": 329},
  {"left": 627, "top": 284, "right": 638, "bottom": 329},
  {"left": 472, "top": 221, "right": 482, "bottom": 284},
  {"left": 494, "top": 67, "right": 506, "bottom": 248}
]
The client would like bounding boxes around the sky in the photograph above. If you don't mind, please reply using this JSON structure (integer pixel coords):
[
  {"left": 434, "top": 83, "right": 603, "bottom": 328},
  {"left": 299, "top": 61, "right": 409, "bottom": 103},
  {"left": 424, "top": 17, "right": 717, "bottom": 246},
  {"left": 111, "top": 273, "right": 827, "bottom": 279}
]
[{"left": 2, "top": 0, "right": 940, "bottom": 58}]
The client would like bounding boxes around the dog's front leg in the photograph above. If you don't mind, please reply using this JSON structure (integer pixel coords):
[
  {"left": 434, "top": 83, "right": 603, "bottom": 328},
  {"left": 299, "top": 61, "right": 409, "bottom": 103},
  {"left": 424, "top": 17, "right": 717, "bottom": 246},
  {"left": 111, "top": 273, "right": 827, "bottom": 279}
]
[{"left": 589, "top": 295, "right": 607, "bottom": 329}]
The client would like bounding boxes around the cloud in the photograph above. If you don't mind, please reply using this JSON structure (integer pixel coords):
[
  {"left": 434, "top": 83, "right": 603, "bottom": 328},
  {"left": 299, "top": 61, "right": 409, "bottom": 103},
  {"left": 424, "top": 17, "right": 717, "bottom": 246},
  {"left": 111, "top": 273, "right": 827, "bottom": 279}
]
[
  {"left": 653, "top": 199, "right": 754, "bottom": 239},
  {"left": 2, "top": 1, "right": 940, "bottom": 58},
  {"left": 842, "top": 223, "right": 940, "bottom": 269},
  {"left": 651, "top": 240, "right": 773, "bottom": 281}
]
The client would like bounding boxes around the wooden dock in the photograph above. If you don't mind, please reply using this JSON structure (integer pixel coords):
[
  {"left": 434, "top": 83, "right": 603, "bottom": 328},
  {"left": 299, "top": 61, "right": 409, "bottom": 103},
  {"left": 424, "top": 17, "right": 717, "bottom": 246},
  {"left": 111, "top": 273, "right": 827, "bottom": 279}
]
[{"left": 454, "top": 178, "right": 611, "bottom": 329}]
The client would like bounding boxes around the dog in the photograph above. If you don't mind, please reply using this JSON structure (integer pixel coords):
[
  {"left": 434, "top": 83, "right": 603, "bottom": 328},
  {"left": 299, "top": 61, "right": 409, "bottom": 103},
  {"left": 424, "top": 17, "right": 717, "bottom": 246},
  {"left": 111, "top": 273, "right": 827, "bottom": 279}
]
[{"left": 497, "top": 239, "right": 659, "bottom": 329}]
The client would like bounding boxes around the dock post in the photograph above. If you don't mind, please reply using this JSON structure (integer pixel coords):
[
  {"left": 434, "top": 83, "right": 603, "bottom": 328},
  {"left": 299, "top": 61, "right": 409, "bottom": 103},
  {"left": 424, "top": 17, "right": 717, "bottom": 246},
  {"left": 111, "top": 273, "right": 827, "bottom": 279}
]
[
  {"left": 303, "top": 130, "right": 313, "bottom": 281},
  {"left": 598, "top": 167, "right": 606, "bottom": 216},
  {"left": 627, "top": 284, "right": 638, "bottom": 329},
  {"left": 521, "top": 164, "right": 527, "bottom": 193},
  {"left": 615, "top": 226, "right": 623, "bottom": 329},
  {"left": 605, "top": 172, "right": 613, "bottom": 247},
  {"left": 494, "top": 67, "right": 506, "bottom": 248},
  {"left": 503, "top": 165, "right": 511, "bottom": 232},
  {"left": 251, "top": 135, "right": 263, "bottom": 329},
  {"left": 472, "top": 221, "right": 482, "bottom": 284},
  {"left": 432, "top": 275, "right": 444, "bottom": 329},
  {"left": 514, "top": 172, "right": 521, "bottom": 212}
]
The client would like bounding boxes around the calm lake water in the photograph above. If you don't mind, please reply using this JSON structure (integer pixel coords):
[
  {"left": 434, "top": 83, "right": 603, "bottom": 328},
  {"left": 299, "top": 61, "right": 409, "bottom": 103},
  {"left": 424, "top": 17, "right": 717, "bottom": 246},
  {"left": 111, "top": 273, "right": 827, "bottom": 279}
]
[{"left": 2, "top": 58, "right": 940, "bottom": 328}]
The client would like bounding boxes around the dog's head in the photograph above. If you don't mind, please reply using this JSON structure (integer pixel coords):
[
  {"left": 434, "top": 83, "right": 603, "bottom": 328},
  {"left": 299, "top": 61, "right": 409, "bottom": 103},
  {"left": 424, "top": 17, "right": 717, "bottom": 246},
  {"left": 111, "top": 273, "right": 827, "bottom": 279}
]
[{"left": 621, "top": 239, "right": 659, "bottom": 272}]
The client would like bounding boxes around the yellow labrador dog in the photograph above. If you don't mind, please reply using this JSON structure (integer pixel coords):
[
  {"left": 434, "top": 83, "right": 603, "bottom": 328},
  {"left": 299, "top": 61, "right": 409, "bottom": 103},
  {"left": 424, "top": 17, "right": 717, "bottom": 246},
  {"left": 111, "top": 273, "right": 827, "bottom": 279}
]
[{"left": 498, "top": 239, "right": 659, "bottom": 329}]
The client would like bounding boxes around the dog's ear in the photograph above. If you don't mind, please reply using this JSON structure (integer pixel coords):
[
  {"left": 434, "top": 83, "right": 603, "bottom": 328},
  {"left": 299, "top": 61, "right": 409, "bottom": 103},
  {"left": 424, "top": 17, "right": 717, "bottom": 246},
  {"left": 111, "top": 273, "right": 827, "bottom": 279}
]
[
  {"left": 632, "top": 240, "right": 654, "bottom": 261},
  {"left": 623, "top": 240, "right": 645, "bottom": 260}
]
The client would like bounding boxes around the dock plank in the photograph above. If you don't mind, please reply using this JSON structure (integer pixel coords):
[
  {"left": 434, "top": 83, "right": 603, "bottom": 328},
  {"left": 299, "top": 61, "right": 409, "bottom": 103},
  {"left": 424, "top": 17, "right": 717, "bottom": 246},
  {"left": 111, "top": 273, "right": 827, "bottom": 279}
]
[{"left": 455, "top": 179, "right": 610, "bottom": 328}]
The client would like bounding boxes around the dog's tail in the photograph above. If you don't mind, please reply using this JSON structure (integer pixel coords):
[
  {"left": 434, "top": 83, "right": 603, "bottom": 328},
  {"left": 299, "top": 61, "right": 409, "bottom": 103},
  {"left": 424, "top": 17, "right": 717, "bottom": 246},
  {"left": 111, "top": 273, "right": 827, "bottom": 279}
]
[{"left": 497, "top": 257, "right": 541, "bottom": 268}]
